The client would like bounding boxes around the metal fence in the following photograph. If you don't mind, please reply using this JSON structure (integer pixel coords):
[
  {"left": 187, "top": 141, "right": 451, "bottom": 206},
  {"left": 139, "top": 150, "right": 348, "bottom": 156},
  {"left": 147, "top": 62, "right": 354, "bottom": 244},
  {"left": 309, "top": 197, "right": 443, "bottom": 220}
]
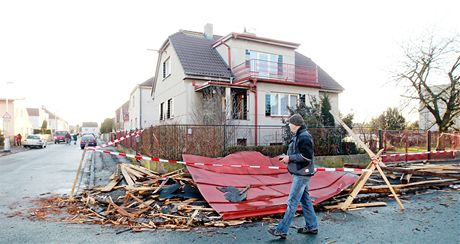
[{"left": 112, "top": 125, "right": 460, "bottom": 160}]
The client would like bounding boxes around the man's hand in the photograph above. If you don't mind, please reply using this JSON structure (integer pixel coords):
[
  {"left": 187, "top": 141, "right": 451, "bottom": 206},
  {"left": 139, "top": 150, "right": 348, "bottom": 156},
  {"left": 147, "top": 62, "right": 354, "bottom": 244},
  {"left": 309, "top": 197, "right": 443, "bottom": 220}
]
[{"left": 279, "top": 155, "right": 289, "bottom": 164}]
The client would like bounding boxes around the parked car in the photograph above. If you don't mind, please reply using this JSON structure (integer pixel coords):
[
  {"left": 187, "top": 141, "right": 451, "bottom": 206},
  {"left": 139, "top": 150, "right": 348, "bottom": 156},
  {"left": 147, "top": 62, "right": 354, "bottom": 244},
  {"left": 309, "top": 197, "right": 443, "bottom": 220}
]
[
  {"left": 54, "top": 130, "right": 69, "bottom": 144},
  {"left": 23, "top": 135, "right": 47, "bottom": 149},
  {"left": 80, "top": 134, "right": 97, "bottom": 149}
]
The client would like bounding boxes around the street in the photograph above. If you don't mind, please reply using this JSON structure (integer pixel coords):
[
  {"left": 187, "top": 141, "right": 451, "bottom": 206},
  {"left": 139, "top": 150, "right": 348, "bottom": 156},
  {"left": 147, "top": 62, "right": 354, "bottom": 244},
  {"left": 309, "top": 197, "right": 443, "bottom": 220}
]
[{"left": 0, "top": 146, "right": 459, "bottom": 243}]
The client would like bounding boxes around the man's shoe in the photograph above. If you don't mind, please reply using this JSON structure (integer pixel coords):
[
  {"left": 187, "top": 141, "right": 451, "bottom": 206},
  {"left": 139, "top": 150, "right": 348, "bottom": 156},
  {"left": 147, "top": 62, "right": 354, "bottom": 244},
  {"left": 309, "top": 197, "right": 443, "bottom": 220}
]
[
  {"left": 297, "top": 227, "right": 318, "bottom": 235},
  {"left": 268, "top": 227, "right": 287, "bottom": 238}
]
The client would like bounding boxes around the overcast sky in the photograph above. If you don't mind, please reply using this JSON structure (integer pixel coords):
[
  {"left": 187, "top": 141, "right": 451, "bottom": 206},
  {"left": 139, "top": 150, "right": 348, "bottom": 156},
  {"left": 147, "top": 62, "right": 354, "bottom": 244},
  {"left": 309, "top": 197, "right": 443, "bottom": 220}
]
[{"left": 0, "top": 0, "right": 459, "bottom": 126}]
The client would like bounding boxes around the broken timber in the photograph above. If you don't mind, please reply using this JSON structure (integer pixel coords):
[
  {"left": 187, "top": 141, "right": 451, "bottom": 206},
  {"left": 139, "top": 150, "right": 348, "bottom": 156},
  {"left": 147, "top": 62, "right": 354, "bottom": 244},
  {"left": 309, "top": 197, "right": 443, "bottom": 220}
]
[{"left": 329, "top": 111, "right": 405, "bottom": 211}]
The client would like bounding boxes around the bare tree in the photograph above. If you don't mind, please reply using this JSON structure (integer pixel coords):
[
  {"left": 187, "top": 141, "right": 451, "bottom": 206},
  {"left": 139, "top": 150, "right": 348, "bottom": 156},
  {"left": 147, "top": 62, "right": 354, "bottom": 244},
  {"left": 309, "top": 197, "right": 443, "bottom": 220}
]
[{"left": 395, "top": 34, "right": 459, "bottom": 133}]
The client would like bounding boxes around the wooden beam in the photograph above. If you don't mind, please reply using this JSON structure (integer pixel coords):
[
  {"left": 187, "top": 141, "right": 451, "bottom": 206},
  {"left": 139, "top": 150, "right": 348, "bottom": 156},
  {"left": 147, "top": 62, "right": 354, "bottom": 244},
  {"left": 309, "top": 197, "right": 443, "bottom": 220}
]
[
  {"left": 330, "top": 111, "right": 405, "bottom": 210},
  {"left": 120, "top": 164, "right": 135, "bottom": 186},
  {"left": 324, "top": 202, "right": 387, "bottom": 210}
]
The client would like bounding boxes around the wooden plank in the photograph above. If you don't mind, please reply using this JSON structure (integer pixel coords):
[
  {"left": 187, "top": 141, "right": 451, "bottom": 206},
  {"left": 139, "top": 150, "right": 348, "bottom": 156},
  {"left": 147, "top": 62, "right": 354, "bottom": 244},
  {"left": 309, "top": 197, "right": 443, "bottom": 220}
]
[
  {"left": 363, "top": 179, "right": 458, "bottom": 190},
  {"left": 100, "top": 179, "right": 120, "bottom": 192},
  {"left": 330, "top": 111, "right": 404, "bottom": 210},
  {"left": 324, "top": 202, "right": 387, "bottom": 210},
  {"left": 375, "top": 164, "right": 405, "bottom": 210},
  {"left": 127, "top": 164, "right": 159, "bottom": 176},
  {"left": 70, "top": 149, "right": 87, "bottom": 198},
  {"left": 187, "top": 209, "right": 199, "bottom": 226},
  {"left": 383, "top": 166, "right": 460, "bottom": 179},
  {"left": 107, "top": 197, "right": 136, "bottom": 219},
  {"left": 120, "top": 165, "right": 135, "bottom": 186},
  {"left": 123, "top": 165, "right": 144, "bottom": 179}
]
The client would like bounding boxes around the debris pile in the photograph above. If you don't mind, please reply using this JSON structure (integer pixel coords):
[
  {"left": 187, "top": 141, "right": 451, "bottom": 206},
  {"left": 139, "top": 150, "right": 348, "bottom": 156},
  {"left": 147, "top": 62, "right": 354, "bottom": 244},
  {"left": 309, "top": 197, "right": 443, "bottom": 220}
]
[
  {"left": 31, "top": 163, "right": 250, "bottom": 231},
  {"left": 320, "top": 161, "right": 460, "bottom": 209}
]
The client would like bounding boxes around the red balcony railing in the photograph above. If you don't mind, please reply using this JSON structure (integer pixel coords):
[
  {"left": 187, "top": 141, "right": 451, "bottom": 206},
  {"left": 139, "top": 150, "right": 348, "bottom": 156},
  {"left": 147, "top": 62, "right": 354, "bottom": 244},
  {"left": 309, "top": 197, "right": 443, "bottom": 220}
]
[{"left": 232, "top": 59, "right": 319, "bottom": 86}]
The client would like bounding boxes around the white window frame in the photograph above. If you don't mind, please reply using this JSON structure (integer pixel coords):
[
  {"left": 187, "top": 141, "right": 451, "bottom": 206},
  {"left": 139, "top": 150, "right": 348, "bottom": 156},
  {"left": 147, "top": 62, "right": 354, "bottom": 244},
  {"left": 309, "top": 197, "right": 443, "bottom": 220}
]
[
  {"left": 167, "top": 98, "right": 174, "bottom": 119},
  {"left": 267, "top": 93, "right": 298, "bottom": 116},
  {"left": 162, "top": 57, "right": 171, "bottom": 79}
]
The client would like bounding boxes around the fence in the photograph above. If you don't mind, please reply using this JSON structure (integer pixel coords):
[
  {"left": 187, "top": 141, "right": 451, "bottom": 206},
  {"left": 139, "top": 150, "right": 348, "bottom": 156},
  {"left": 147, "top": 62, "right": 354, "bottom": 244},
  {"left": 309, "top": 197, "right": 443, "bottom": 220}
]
[{"left": 112, "top": 126, "right": 460, "bottom": 161}]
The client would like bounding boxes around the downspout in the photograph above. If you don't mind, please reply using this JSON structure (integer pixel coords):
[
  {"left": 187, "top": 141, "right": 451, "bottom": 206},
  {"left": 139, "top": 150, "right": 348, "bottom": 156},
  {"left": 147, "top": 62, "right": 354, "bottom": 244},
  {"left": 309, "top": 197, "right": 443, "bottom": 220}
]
[{"left": 253, "top": 79, "right": 258, "bottom": 146}]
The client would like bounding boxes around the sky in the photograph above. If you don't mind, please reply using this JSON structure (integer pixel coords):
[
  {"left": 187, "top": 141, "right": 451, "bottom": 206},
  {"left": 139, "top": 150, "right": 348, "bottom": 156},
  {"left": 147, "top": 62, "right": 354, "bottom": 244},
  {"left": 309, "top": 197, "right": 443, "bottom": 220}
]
[{"left": 0, "top": 0, "right": 459, "bottom": 126}]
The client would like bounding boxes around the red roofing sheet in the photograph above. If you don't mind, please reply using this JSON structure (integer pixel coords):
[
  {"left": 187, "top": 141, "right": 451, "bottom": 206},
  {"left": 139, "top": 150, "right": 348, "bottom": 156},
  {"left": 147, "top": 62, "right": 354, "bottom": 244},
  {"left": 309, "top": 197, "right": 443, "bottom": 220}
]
[{"left": 183, "top": 151, "right": 357, "bottom": 220}]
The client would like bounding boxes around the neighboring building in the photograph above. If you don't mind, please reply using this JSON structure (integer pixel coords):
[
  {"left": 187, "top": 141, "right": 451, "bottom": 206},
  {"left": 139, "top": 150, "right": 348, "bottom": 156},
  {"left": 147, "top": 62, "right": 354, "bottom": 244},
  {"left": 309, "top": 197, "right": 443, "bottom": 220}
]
[
  {"left": 41, "top": 106, "right": 69, "bottom": 132},
  {"left": 419, "top": 84, "right": 460, "bottom": 131},
  {"left": 1, "top": 98, "right": 33, "bottom": 140},
  {"left": 128, "top": 77, "right": 155, "bottom": 130},
  {"left": 114, "top": 101, "right": 130, "bottom": 131},
  {"left": 150, "top": 24, "right": 344, "bottom": 145},
  {"left": 81, "top": 122, "right": 99, "bottom": 135}
]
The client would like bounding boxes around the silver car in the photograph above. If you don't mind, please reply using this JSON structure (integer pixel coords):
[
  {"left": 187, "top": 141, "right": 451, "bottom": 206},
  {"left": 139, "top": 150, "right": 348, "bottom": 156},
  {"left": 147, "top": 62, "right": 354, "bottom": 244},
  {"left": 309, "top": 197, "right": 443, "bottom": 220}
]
[{"left": 23, "top": 135, "right": 47, "bottom": 149}]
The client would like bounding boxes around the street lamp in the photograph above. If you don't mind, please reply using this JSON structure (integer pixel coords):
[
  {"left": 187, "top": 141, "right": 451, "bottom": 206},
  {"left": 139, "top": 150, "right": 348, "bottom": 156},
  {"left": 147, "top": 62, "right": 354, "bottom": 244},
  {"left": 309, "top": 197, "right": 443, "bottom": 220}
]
[{"left": 3, "top": 81, "right": 14, "bottom": 152}]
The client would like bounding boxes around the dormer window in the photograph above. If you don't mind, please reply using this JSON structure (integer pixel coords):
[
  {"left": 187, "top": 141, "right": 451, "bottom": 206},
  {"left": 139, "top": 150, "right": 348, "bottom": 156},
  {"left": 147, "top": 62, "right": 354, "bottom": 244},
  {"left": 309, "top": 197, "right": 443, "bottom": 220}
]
[{"left": 162, "top": 57, "right": 171, "bottom": 79}]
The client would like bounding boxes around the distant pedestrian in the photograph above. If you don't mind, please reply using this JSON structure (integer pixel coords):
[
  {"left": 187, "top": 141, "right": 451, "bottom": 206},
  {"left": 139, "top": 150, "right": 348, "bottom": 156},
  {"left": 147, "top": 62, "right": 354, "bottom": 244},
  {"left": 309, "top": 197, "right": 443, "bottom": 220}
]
[
  {"left": 16, "top": 133, "right": 22, "bottom": 146},
  {"left": 72, "top": 133, "right": 78, "bottom": 145},
  {"left": 65, "top": 132, "right": 71, "bottom": 145},
  {"left": 268, "top": 114, "right": 318, "bottom": 239}
]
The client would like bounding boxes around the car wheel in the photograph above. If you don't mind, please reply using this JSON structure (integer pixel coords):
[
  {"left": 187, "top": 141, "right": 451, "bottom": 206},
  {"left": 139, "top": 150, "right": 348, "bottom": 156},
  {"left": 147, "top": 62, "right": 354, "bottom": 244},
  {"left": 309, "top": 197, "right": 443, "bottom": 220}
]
[{"left": 81, "top": 146, "right": 84, "bottom": 150}]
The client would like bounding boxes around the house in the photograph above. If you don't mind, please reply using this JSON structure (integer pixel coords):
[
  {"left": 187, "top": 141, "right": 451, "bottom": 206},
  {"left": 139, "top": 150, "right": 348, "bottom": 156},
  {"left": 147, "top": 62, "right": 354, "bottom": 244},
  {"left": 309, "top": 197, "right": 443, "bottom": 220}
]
[
  {"left": 419, "top": 84, "right": 460, "bottom": 131},
  {"left": 114, "top": 101, "right": 130, "bottom": 131},
  {"left": 150, "top": 24, "right": 344, "bottom": 145},
  {"left": 128, "top": 77, "right": 155, "bottom": 130},
  {"left": 1, "top": 98, "right": 33, "bottom": 141},
  {"left": 41, "top": 107, "right": 69, "bottom": 132},
  {"left": 81, "top": 122, "right": 99, "bottom": 135}
]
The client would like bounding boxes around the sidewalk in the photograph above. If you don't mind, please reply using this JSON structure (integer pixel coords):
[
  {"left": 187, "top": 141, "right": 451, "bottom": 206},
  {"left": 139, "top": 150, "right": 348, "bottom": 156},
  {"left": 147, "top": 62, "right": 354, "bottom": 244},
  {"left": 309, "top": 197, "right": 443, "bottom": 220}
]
[{"left": 0, "top": 145, "right": 29, "bottom": 157}]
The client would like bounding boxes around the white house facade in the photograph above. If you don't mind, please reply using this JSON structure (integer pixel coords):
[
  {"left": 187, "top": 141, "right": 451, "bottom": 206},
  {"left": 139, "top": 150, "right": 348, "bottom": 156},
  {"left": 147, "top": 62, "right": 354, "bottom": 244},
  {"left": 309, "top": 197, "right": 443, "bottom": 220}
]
[
  {"left": 151, "top": 24, "right": 344, "bottom": 145},
  {"left": 128, "top": 78, "right": 155, "bottom": 130}
]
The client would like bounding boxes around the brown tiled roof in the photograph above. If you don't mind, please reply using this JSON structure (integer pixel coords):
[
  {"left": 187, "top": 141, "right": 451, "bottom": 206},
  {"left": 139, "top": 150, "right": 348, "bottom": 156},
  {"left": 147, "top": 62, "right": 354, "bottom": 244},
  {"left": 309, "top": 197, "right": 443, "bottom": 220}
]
[
  {"left": 26, "top": 108, "right": 39, "bottom": 116},
  {"left": 140, "top": 77, "right": 154, "bottom": 87},
  {"left": 295, "top": 52, "right": 344, "bottom": 92},
  {"left": 169, "top": 31, "right": 232, "bottom": 79}
]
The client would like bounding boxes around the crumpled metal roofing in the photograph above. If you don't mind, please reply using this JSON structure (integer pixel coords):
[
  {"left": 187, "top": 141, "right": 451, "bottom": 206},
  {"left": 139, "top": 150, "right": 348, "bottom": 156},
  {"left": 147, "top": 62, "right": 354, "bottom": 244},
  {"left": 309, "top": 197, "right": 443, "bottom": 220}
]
[{"left": 183, "top": 151, "right": 357, "bottom": 220}]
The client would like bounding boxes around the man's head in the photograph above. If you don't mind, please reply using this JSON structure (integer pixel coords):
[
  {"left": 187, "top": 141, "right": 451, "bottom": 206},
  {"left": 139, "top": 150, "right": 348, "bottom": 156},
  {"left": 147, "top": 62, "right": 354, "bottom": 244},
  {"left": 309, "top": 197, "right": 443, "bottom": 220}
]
[{"left": 288, "top": 114, "right": 304, "bottom": 133}]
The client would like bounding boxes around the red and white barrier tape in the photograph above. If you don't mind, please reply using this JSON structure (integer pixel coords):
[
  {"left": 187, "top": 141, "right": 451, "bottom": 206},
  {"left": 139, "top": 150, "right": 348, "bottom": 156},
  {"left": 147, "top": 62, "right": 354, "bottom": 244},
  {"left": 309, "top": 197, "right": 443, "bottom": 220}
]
[
  {"left": 382, "top": 150, "right": 457, "bottom": 158},
  {"left": 88, "top": 130, "right": 143, "bottom": 150},
  {"left": 87, "top": 147, "right": 372, "bottom": 173}
]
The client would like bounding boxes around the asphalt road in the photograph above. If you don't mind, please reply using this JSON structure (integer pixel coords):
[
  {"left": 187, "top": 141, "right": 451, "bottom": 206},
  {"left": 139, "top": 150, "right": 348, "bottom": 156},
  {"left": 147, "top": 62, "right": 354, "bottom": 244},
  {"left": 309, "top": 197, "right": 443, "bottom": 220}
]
[{"left": 0, "top": 145, "right": 459, "bottom": 243}]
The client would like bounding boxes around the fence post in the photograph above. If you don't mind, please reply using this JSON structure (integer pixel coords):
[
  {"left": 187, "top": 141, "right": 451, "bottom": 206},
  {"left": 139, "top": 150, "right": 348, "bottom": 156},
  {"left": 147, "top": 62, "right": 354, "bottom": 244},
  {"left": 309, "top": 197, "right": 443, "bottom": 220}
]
[
  {"left": 378, "top": 129, "right": 383, "bottom": 150},
  {"left": 427, "top": 130, "right": 432, "bottom": 160}
]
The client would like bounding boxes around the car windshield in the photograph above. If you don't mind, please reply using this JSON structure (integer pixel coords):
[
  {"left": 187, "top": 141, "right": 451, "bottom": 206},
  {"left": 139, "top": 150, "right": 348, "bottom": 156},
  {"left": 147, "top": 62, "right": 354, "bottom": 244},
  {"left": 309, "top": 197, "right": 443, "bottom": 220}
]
[
  {"left": 81, "top": 135, "right": 95, "bottom": 140},
  {"left": 55, "top": 131, "right": 68, "bottom": 135},
  {"left": 27, "top": 135, "right": 40, "bottom": 139}
]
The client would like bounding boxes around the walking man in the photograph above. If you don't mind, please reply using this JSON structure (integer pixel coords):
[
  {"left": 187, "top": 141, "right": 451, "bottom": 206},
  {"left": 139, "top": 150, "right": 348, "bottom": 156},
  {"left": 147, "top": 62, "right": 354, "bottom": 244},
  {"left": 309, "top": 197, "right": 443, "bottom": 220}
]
[{"left": 268, "top": 113, "right": 318, "bottom": 238}]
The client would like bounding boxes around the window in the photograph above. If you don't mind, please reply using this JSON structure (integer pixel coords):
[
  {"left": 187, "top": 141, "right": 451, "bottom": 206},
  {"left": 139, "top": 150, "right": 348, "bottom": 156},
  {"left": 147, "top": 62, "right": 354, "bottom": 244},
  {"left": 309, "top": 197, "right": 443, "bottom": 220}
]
[
  {"left": 162, "top": 57, "right": 171, "bottom": 79},
  {"left": 245, "top": 50, "right": 282, "bottom": 77},
  {"left": 265, "top": 93, "right": 298, "bottom": 116},
  {"left": 160, "top": 102, "right": 164, "bottom": 121},
  {"left": 232, "top": 90, "right": 247, "bottom": 120},
  {"left": 167, "top": 98, "right": 173, "bottom": 119}
]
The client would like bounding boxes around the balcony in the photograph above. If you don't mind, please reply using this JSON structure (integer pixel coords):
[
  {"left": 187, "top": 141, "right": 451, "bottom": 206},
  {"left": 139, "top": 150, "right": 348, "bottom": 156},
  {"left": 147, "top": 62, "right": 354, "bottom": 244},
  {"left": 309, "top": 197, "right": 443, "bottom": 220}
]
[{"left": 232, "top": 59, "right": 319, "bottom": 87}]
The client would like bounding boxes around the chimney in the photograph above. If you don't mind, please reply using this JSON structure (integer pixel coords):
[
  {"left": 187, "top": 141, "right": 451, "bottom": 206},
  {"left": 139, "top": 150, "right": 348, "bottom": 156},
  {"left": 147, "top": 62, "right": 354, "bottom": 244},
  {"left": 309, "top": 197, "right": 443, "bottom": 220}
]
[{"left": 204, "top": 23, "right": 213, "bottom": 40}]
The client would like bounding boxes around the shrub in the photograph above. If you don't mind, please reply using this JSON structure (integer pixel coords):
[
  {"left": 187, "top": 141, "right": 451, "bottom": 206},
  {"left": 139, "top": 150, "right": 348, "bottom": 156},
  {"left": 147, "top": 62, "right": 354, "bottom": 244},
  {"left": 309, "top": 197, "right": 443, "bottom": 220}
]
[{"left": 224, "top": 145, "right": 286, "bottom": 157}]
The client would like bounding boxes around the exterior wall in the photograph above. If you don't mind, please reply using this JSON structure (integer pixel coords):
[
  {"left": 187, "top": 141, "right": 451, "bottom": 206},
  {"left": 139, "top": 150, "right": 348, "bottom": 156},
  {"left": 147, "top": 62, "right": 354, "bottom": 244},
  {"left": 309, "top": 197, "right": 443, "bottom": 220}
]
[
  {"left": 0, "top": 100, "right": 15, "bottom": 137},
  {"left": 130, "top": 86, "right": 155, "bottom": 129},
  {"left": 152, "top": 42, "right": 188, "bottom": 125},
  {"left": 129, "top": 88, "right": 140, "bottom": 130},
  {"left": 13, "top": 100, "right": 33, "bottom": 136},
  {"left": 215, "top": 38, "right": 296, "bottom": 69},
  {"left": 140, "top": 87, "right": 155, "bottom": 128},
  {"left": 419, "top": 107, "right": 460, "bottom": 131}
]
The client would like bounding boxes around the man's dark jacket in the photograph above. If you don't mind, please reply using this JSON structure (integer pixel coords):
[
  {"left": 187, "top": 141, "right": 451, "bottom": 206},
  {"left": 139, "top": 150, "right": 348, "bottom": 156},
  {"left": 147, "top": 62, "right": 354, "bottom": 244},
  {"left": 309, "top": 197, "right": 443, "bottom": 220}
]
[{"left": 287, "top": 124, "right": 315, "bottom": 176}]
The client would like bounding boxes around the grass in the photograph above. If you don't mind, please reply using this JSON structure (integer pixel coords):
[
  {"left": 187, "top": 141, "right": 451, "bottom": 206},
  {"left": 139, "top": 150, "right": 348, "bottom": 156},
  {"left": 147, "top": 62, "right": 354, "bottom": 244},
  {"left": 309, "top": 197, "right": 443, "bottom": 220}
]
[{"left": 387, "top": 147, "right": 427, "bottom": 153}]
